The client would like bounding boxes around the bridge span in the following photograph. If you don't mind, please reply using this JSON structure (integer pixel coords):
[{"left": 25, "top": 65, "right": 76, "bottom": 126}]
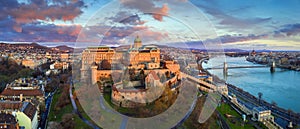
[
  {"left": 206, "top": 65, "right": 269, "bottom": 70},
  {"left": 205, "top": 61, "right": 276, "bottom": 74},
  {"left": 180, "top": 72, "right": 217, "bottom": 92}
]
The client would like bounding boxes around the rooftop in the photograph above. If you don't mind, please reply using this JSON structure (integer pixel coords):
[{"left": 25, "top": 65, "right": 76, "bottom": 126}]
[
  {"left": 0, "top": 88, "right": 43, "bottom": 96},
  {"left": 0, "top": 101, "right": 37, "bottom": 120},
  {"left": 253, "top": 106, "right": 269, "bottom": 112},
  {"left": 0, "top": 113, "right": 18, "bottom": 129}
]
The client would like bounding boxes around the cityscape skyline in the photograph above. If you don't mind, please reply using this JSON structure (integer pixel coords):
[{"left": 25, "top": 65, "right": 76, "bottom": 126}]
[
  {"left": 0, "top": 0, "right": 300, "bottom": 50},
  {"left": 0, "top": 1, "right": 300, "bottom": 128}
]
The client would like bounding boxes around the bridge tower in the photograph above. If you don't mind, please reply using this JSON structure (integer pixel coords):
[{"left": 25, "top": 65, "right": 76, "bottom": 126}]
[
  {"left": 270, "top": 61, "right": 275, "bottom": 73},
  {"left": 223, "top": 62, "right": 228, "bottom": 75}
]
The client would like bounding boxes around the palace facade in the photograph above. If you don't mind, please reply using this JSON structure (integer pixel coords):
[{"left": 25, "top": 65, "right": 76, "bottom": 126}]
[
  {"left": 80, "top": 36, "right": 182, "bottom": 108},
  {"left": 81, "top": 36, "right": 167, "bottom": 84}
]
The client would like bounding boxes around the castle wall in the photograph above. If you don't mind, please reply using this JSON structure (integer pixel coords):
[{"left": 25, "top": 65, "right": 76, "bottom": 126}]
[{"left": 111, "top": 75, "right": 179, "bottom": 108}]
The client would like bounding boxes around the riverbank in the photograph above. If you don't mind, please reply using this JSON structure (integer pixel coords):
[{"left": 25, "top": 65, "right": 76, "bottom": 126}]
[
  {"left": 246, "top": 57, "right": 300, "bottom": 72},
  {"left": 202, "top": 56, "right": 300, "bottom": 112},
  {"left": 200, "top": 57, "right": 300, "bottom": 127}
]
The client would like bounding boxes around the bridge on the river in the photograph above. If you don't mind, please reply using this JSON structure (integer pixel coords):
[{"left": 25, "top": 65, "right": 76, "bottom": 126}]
[
  {"left": 180, "top": 72, "right": 217, "bottom": 92},
  {"left": 205, "top": 61, "right": 276, "bottom": 74}
]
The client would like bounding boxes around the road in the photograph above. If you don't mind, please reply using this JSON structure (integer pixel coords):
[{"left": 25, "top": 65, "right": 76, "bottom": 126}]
[
  {"left": 172, "top": 91, "right": 202, "bottom": 128},
  {"left": 216, "top": 111, "right": 230, "bottom": 129},
  {"left": 69, "top": 78, "right": 101, "bottom": 129},
  {"left": 39, "top": 92, "right": 54, "bottom": 129},
  {"left": 227, "top": 83, "right": 300, "bottom": 127}
]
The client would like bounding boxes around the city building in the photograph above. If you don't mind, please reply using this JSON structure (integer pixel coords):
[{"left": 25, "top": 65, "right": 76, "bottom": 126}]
[
  {"left": 80, "top": 36, "right": 182, "bottom": 108},
  {"left": 0, "top": 113, "right": 19, "bottom": 129},
  {"left": 0, "top": 101, "right": 38, "bottom": 129},
  {"left": 252, "top": 106, "right": 273, "bottom": 122},
  {"left": 111, "top": 70, "right": 180, "bottom": 108},
  {"left": 81, "top": 36, "right": 174, "bottom": 84},
  {"left": 0, "top": 78, "right": 45, "bottom": 109},
  {"left": 0, "top": 77, "right": 45, "bottom": 104},
  {"left": 0, "top": 88, "right": 44, "bottom": 104},
  {"left": 21, "top": 59, "right": 36, "bottom": 69}
]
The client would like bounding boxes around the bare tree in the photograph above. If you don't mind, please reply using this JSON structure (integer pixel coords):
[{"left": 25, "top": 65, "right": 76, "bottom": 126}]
[
  {"left": 61, "top": 113, "right": 75, "bottom": 129},
  {"left": 258, "top": 92, "right": 263, "bottom": 105},
  {"left": 100, "top": 59, "right": 111, "bottom": 70},
  {"left": 271, "top": 101, "right": 277, "bottom": 107}
]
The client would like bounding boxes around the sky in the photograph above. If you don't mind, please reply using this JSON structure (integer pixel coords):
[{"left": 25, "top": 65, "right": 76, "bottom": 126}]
[{"left": 0, "top": 0, "right": 300, "bottom": 50}]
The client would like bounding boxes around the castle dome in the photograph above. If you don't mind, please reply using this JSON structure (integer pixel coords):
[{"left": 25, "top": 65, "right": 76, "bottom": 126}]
[
  {"left": 134, "top": 35, "right": 142, "bottom": 43},
  {"left": 133, "top": 35, "right": 142, "bottom": 48}
]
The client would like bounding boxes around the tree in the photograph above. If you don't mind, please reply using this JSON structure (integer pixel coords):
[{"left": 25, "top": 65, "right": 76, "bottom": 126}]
[
  {"left": 45, "top": 77, "right": 59, "bottom": 92},
  {"left": 60, "top": 74, "right": 69, "bottom": 84},
  {"left": 287, "top": 109, "right": 293, "bottom": 120},
  {"left": 55, "top": 85, "right": 70, "bottom": 109},
  {"left": 129, "top": 68, "right": 136, "bottom": 81},
  {"left": 165, "top": 71, "right": 170, "bottom": 78},
  {"left": 100, "top": 59, "right": 111, "bottom": 70},
  {"left": 163, "top": 55, "right": 173, "bottom": 61},
  {"left": 160, "top": 73, "right": 166, "bottom": 83},
  {"left": 139, "top": 69, "right": 145, "bottom": 86},
  {"left": 61, "top": 114, "right": 75, "bottom": 129},
  {"left": 258, "top": 92, "right": 263, "bottom": 105},
  {"left": 140, "top": 69, "right": 145, "bottom": 75},
  {"left": 271, "top": 101, "right": 277, "bottom": 107},
  {"left": 39, "top": 102, "right": 46, "bottom": 112},
  {"left": 168, "top": 81, "right": 172, "bottom": 89}
]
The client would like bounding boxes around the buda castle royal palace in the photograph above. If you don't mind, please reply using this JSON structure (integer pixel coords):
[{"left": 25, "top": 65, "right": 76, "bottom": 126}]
[
  {"left": 81, "top": 36, "right": 179, "bottom": 84},
  {"left": 80, "top": 36, "right": 181, "bottom": 108}
]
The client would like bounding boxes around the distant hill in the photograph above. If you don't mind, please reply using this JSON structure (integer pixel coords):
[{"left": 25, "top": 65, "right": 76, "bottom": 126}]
[
  {"left": 0, "top": 42, "right": 74, "bottom": 53},
  {"left": 0, "top": 42, "right": 49, "bottom": 49},
  {"left": 167, "top": 41, "right": 206, "bottom": 49},
  {"left": 52, "top": 45, "right": 74, "bottom": 52}
]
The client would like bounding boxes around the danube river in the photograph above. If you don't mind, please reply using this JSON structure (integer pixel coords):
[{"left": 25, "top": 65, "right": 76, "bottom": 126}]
[{"left": 202, "top": 56, "right": 300, "bottom": 113}]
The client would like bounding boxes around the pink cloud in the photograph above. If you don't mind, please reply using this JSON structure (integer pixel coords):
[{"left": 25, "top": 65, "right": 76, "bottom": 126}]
[
  {"left": 152, "top": 4, "right": 169, "bottom": 21},
  {"left": 119, "top": 0, "right": 170, "bottom": 21},
  {"left": 2, "top": 0, "right": 85, "bottom": 25}
]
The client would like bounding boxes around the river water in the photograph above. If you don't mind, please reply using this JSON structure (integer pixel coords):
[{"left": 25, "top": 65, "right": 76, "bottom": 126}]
[{"left": 202, "top": 56, "right": 300, "bottom": 113}]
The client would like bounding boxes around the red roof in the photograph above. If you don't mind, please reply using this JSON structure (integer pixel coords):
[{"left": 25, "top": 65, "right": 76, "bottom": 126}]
[
  {"left": 0, "top": 101, "right": 37, "bottom": 120},
  {"left": 148, "top": 71, "right": 159, "bottom": 80},
  {"left": 0, "top": 88, "right": 43, "bottom": 96}
]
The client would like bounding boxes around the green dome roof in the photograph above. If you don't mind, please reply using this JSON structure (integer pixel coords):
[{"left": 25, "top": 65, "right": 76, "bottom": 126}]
[{"left": 134, "top": 35, "right": 142, "bottom": 43}]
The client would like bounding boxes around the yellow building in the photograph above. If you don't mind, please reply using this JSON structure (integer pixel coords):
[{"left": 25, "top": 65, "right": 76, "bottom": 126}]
[
  {"left": 21, "top": 59, "right": 36, "bottom": 69},
  {"left": 60, "top": 53, "right": 69, "bottom": 61},
  {"left": 0, "top": 101, "right": 38, "bottom": 129},
  {"left": 81, "top": 36, "right": 162, "bottom": 83},
  {"left": 252, "top": 106, "right": 273, "bottom": 122}
]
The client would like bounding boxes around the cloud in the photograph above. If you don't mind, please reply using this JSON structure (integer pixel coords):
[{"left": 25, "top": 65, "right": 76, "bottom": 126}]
[
  {"left": 152, "top": 4, "right": 169, "bottom": 21},
  {"left": 108, "top": 11, "right": 146, "bottom": 25},
  {"left": 0, "top": 22, "right": 82, "bottom": 42},
  {"left": 194, "top": 2, "right": 271, "bottom": 30},
  {"left": 204, "top": 34, "right": 269, "bottom": 44},
  {"left": 274, "top": 23, "right": 300, "bottom": 37},
  {"left": 0, "top": 0, "right": 86, "bottom": 42},
  {"left": 119, "top": 0, "right": 169, "bottom": 21},
  {"left": 100, "top": 25, "right": 168, "bottom": 44},
  {"left": 76, "top": 24, "right": 168, "bottom": 45},
  {"left": 1, "top": 0, "right": 86, "bottom": 24}
]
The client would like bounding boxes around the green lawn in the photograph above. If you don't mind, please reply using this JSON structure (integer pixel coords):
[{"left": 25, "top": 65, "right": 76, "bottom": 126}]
[
  {"left": 217, "top": 103, "right": 255, "bottom": 129},
  {"left": 47, "top": 89, "right": 93, "bottom": 129}
]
